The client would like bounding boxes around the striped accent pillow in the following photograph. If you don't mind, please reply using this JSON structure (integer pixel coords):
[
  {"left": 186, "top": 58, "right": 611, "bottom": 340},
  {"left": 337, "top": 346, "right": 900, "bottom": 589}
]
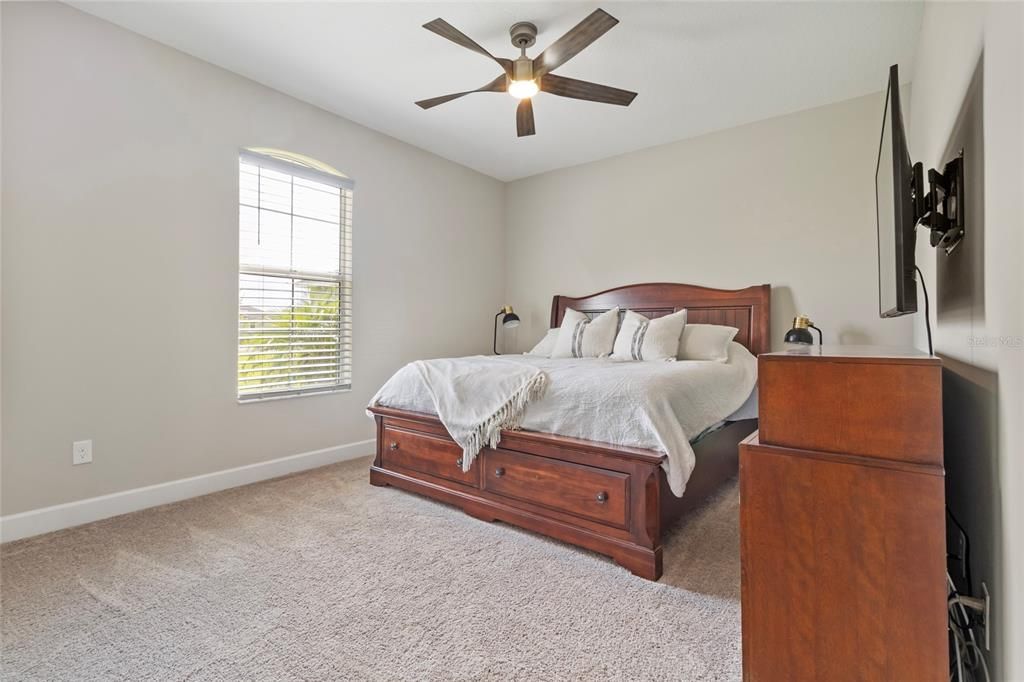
[
  {"left": 611, "top": 309, "right": 687, "bottom": 362},
  {"left": 550, "top": 307, "right": 620, "bottom": 359}
]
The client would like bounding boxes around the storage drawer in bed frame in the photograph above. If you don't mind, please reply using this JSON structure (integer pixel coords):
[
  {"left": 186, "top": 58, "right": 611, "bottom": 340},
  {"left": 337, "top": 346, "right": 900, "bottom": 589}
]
[
  {"left": 481, "top": 448, "right": 630, "bottom": 529},
  {"left": 381, "top": 424, "right": 479, "bottom": 487},
  {"left": 368, "top": 406, "right": 754, "bottom": 580},
  {"left": 369, "top": 407, "right": 659, "bottom": 576}
]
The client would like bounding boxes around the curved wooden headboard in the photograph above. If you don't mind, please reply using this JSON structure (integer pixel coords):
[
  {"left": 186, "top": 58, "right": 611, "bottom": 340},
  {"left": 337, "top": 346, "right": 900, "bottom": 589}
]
[{"left": 550, "top": 282, "right": 772, "bottom": 356}]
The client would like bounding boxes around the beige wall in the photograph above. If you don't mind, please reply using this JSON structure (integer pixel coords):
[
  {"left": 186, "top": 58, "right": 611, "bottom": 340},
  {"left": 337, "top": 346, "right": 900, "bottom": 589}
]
[
  {"left": 5, "top": 21, "right": 1020, "bottom": 675},
  {"left": 502, "top": 92, "right": 913, "bottom": 353},
  {"left": 908, "top": 3, "right": 1024, "bottom": 679},
  {"left": 0, "top": 3, "right": 505, "bottom": 516}
]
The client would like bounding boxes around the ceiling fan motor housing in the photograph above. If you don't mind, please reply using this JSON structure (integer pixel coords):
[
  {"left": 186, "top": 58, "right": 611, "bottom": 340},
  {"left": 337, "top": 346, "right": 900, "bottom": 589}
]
[{"left": 513, "top": 56, "right": 533, "bottom": 81}]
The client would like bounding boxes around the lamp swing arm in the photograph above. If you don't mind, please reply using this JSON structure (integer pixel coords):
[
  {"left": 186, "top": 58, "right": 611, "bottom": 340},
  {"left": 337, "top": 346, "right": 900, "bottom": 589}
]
[
  {"left": 493, "top": 310, "right": 504, "bottom": 355},
  {"left": 493, "top": 306, "right": 520, "bottom": 355},
  {"left": 809, "top": 324, "right": 823, "bottom": 344}
]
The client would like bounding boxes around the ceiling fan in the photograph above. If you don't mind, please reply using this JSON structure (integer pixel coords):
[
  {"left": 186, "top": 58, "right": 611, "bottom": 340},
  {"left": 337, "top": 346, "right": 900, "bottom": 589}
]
[{"left": 415, "top": 8, "right": 637, "bottom": 137}]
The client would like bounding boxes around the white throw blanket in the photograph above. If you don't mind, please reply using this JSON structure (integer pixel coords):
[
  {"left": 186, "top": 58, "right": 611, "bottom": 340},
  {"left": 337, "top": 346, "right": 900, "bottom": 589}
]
[
  {"left": 369, "top": 356, "right": 548, "bottom": 472},
  {"left": 369, "top": 343, "right": 757, "bottom": 497}
]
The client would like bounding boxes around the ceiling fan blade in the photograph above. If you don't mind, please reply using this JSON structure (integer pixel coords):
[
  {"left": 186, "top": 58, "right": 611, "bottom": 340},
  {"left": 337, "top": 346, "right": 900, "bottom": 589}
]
[
  {"left": 540, "top": 74, "right": 637, "bottom": 106},
  {"left": 516, "top": 98, "right": 536, "bottom": 137},
  {"left": 415, "top": 74, "right": 507, "bottom": 110},
  {"left": 532, "top": 9, "right": 619, "bottom": 78},
  {"left": 423, "top": 18, "right": 513, "bottom": 76}
]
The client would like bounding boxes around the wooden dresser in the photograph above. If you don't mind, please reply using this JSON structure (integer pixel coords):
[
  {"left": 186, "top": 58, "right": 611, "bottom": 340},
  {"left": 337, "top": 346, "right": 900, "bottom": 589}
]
[{"left": 739, "top": 346, "right": 947, "bottom": 681}]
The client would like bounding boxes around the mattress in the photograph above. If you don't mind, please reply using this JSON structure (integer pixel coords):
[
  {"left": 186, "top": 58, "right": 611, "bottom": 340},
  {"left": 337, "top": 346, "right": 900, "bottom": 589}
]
[{"left": 369, "top": 342, "right": 757, "bottom": 496}]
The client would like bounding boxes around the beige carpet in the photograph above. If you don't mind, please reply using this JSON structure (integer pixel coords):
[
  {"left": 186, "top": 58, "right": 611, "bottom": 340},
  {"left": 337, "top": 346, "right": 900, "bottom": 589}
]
[{"left": 1, "top": 456, "right": 741, "bottom": 681}]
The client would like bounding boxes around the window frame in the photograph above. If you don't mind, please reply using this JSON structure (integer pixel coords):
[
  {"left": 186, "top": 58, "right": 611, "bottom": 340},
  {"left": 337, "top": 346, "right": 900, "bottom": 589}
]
[{"left": 237, "top": 149, "right": 353, "bottom": 402}]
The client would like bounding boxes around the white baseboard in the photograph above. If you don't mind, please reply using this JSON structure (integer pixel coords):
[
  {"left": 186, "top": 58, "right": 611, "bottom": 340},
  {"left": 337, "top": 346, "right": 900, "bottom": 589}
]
[{"left": 0, "top": 439, "right": 375, "bottom": 543}]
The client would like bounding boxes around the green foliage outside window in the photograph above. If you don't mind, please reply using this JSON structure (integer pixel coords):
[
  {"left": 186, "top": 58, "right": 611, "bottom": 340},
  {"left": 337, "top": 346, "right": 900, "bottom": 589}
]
[{"left": 238, "top": 282, "right": 345, "bottom": 395}]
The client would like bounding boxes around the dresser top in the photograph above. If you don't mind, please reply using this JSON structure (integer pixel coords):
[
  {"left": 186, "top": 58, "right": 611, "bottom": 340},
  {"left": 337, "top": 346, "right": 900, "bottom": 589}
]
[{"left": 761, "top": 345, "right": 941, "bottom": 365}]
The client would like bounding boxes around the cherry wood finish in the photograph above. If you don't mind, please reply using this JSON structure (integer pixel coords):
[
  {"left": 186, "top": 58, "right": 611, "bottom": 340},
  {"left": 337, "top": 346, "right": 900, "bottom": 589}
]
[
  {"left": 370, "top": 282, "right": 770, "bottom": 580},
  {"left": 381, "top": 426, "right": 478, "bottom": 487},
  {"left": 759, "top": 346, "right": 942, "bottom": 465},
  {"left": 551, "top": 282, "right": 771, "bottom": 356},
  {"left": 740, "top": 347, "right": 947, "bottom": 681},
  {"left": 483, "top": 448, "right": 630, "bottom": 528}
]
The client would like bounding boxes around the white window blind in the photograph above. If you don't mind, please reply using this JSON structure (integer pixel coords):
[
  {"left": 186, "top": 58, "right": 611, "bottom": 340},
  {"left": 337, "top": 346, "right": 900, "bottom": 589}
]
[{"left": 238, "top": 150, "right": 353, "bottom": 400}]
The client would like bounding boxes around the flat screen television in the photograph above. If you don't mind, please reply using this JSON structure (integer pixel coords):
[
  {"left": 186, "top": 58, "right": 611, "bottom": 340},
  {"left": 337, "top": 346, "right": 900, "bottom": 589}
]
[{"left": 875, "top": 64, "right": 919, "bottom": 317}]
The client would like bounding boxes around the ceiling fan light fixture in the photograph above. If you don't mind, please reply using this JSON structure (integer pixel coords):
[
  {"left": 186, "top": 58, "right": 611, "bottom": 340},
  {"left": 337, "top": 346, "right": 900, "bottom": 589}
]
[
  {"left": 508, "top": 79, "right": 539, "bottom": 99},
  {"left": 415, "top": 11, "right": 636, "bottom": 137}
]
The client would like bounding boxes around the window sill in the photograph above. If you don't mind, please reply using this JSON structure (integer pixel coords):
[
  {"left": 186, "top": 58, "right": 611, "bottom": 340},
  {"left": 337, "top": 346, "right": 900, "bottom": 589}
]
[{"left": 238, "top": 386, "right": 352, "bottom": 404}]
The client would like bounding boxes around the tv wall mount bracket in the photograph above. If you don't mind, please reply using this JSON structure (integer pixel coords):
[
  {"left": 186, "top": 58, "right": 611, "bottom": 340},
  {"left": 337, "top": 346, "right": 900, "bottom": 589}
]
[{"left": 912, "top": 150, "right": 965, "bottom": 255}]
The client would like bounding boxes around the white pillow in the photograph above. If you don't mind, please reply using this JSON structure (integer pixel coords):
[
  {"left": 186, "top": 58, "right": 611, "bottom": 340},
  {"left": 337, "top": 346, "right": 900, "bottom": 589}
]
[
  {"left": 611, "top": 309, "right": 687, "bottom": 361},
  {"left": 526, "top": 329, "right": 559, "bottom": 357},
  {"left": 677, "top": 324, "right": 739, "bottom": 362},
  {"left": 551, "top": 307, "right": 620, "bottom": 359}
]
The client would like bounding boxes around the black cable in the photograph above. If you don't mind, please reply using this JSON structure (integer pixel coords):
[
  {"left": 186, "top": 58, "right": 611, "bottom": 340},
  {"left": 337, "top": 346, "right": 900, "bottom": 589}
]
[
  {"left": 947, "top": 506, "right": 973, "bottom": 597},
  {"left": 915, "top": 265, "right": 934, "bottom": 355}
]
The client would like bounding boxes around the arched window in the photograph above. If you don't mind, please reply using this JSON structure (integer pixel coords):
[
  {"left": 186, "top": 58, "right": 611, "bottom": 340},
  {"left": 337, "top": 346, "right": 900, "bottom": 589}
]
[{"left": 237, "top": 148, "right": 353, "bottom": 400}]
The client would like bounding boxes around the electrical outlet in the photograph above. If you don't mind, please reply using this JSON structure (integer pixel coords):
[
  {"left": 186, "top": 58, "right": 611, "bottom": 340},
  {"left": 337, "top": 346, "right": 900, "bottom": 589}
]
[{"left": 72, "top": 440, "right": 92, "bottom": 465}]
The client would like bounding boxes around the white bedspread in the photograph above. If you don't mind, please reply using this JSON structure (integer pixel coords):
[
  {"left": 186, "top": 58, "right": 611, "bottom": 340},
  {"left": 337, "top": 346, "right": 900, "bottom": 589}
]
[{"left": 369, "top": 342, "right": 757, "bottom": 497}]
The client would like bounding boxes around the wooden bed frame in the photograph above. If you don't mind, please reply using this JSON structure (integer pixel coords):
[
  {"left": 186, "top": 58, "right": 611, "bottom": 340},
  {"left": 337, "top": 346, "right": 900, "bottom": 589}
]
[{"left": 369, "top": 283, "right": 771, "bottom": 580}]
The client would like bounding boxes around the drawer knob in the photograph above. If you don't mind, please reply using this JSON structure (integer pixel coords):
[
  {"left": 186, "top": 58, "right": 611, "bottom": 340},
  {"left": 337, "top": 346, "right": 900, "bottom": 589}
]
[
  {"left": 388, "top": 442, "right": 399, "bottom": 450},
  {"left": 494, "top": 467, "right": 505, "bottom": 478},
  {"left": 456, "top": 457, "right": 464, "bottom": 468},
  {"left": 596, "top": 491, "right": 609, "bottom": 503}
]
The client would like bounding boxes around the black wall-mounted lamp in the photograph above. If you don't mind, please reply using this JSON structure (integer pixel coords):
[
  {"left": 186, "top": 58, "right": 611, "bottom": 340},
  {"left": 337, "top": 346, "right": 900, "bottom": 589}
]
[
  {"left": 784, "top": 315, "right": 823, "bottom": 345},
  {"left": 493, "top": 306, "right": 520, "bottom": 354}
]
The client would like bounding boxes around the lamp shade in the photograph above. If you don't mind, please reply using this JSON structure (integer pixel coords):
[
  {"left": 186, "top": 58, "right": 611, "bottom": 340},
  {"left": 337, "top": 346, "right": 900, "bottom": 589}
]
[
  {"left": 784, "top": 327, "right": 814, "bottom": 344},
  {"left": 784, "top": 314, "right": 822, "bottom": 345},
  {"left": 502, "top": 311, "right": 521, "bottom": 328}
]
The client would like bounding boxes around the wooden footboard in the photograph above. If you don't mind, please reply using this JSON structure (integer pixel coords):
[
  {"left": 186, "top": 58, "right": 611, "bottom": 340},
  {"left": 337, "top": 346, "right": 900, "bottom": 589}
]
[{"left": 368, "top": 406, "right": 754, "bottom": 580}]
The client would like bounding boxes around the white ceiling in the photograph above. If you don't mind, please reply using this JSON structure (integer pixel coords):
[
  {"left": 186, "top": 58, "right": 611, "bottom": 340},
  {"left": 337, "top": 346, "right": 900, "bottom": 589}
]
[{"left": 74, "top": 2, "right": 923, "bottom": 181}]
